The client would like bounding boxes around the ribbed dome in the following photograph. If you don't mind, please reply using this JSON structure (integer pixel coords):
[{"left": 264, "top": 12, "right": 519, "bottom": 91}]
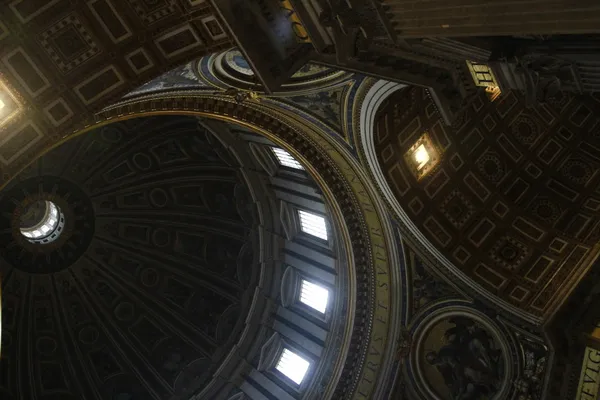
[{"left": 0, "top": 116, "right": 262, "bottom": 399}]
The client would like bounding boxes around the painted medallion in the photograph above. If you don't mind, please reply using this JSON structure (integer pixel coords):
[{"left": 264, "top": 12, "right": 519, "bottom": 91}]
[{"left": 420, "top": 316, "right": 505, "bottom": 400}]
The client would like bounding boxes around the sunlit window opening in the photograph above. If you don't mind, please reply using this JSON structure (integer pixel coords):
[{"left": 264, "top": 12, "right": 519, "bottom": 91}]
[
  {"left": 272, "top": 147, "right": 304, "bottom": 170},
  {"left": 404, "top": 133, "right": 440, "bottom": 181},
  {"left": 466, "top": 61, "right": 502, "bottom": 102},
  {"left": 0, "top": 99, "right": 5, "bottom": 109},
  {"left": 300, "top": 280, "right": 329, "bottom": 313},
  {"left": 19, "top": 200, "right": 64, "bottom": 243},
  {"left": 276, "top": 348, "right": 310, "bottom": 385},
  {"left": 413, "top": 144, "right": 430, "bottom": 170},
  {"left": 298, "top": 210, "right": 328, "bottom": 240}
]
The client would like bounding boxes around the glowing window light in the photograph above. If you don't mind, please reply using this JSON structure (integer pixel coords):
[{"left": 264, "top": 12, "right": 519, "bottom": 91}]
[
  {"left": 275, "top": 348, "right": 310, "bottom": 385},
  {"left": 0, "top": 99, "right": 5, "bottom": 109},
  {"left": 272, "top": 147, "right": 304, "bottom": 170},
  {"left": 413, "top": 144, "right": 430, "bottom": 170},
  {"left": 300, "top": 280, "right": 329, "bottom": 313},
  {"left": 298, "top": 210, "right": 327, "bottom": 240}
]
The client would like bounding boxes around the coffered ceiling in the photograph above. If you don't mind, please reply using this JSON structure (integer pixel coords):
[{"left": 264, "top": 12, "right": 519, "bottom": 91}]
[
  {"left": 375, "top": 86, "right": 600, "bottom": 320},
  {"left": 0, "top": 0, "right": 230, "bottom": 183}
]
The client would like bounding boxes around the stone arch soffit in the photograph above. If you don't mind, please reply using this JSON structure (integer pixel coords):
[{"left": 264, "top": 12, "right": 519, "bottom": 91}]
[
  {"left": 118, "top": 55, "right": 357, "bottom": 148},
  {"left": 9, "top": 93, "right": 400, "bottom": 400},
  {"left": 354, "top": 78, "right": 542, "bottom": 325}
]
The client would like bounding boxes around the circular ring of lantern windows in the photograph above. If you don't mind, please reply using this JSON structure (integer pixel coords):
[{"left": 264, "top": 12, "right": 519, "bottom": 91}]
[{"left": 19, "top": 200, "right": 66, "bottom": 244}]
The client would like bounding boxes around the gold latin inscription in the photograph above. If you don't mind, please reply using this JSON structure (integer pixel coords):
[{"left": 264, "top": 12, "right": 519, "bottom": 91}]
[{"left": 577, "top": 347, "right": 600, "bottom": 400}]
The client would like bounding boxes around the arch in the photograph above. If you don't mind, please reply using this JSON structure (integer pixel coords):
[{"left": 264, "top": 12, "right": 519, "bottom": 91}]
[{"left": 353, "top": 78, "right": 542, "bottom": 325}]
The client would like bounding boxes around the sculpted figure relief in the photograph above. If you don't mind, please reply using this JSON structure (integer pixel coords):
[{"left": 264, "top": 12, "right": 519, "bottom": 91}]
[{"left": 423, "top": 317, "right": 504, "bottom": 400}]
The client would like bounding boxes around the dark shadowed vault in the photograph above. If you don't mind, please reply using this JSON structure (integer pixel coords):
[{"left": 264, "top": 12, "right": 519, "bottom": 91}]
[{"left": 0, "top": 114, "right": 353, "bottom": 400}]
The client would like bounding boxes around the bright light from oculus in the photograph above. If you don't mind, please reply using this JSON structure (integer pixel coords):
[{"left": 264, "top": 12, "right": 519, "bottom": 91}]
[
  {"left": 0, "top": 99, "right": 5, "bottom": 109},
  {"left": 298, "top": 210, "right": 328, "bottom": 240},
  {"left": 272, "top": 147, "right": 304, "bottom": 170},
  {"left": 19, "top": 200, "right": 63, "bottom": 243},
  {"left": 276, "top": 348, "right": 310, "bottom": 385},
  {"left": 300, "top": 280, "right": 329, "bottom": 313},
  {"left": 413, "top": 144, "right": 430, "bottom": 170}
]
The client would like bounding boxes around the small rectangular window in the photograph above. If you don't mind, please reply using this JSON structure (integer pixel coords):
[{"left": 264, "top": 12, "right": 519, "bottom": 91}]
[
  {"left": 298, "top": 210, "right": 328, "bottom": 240},
  {"left": 300, "top": 280, "right": 329, "bottom": 313},
  {"left": 272, "top": 147, "right": 304, "bottom": 170},
  {"left": 275, "top": 348, "right": 310, "bottom": 385},
  {"left": 466, "top": 61, "right": 498, "bottom": 87}
]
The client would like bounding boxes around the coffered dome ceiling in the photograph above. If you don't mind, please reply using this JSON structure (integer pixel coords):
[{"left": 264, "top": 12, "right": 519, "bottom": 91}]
[
  {"left": 375, "top": 87, "right": 600, "bottom": 319},
  {"left": 0, "top": 116, "right": 265, "bottom": 399}
]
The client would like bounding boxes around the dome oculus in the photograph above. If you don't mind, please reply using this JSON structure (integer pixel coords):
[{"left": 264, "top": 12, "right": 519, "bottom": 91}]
[{"left": 19, "top": 200, "right": 65, "bottom": 244}]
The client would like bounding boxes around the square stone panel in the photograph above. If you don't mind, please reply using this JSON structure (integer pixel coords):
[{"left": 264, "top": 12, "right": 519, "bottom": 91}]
[
  {"left": 0, "top": 122, "right": 43, "bottom": 165},
  {"left": 126, "top": 48, "right": 154, "bottom": 75},
  {"left": 469, "top": 217, "right": 495, "bottom": 247},
  {"left": 40, "top": 14, "right": 100, "bottom": 74},
  {"left": 3, "top": 47, "right": 51, "bottom": 97},
  {"left": 492, "top": 201, "right": 509, "bottom": 218},
  {"left": 525, "top": 162, "right": 542, "bottom": 179},
  {"left": 408, "top": 197, "right": 424, "bottom": 215},
  {"left": 155, "top": 24, "right": 203, "bottom": 59},
  {"left": 44, "top": 97, "right": 74, "bottom": 127},
  {"left": 381, "top": 144, "right": 395, "bottom": 163},
  {"left": 557, "top": 126, "right": 574, "bottom": 141},
  {"left": 549, "top": 237, "right": 568, "bottom": 254},
  {"left": 570, "top": 104, "right": 592, "bottom": 127},
  {"left": 453, "top": 246, "right": 471, "bottom": 264},
  {"left": 509, "top": 286, "right": 529, "bottom": 302},
  {"left": 201, "top": 15, "right": 227, "bottom": 40},
  {"left": 584, "top": 197, "right": 600, "bottom": 212},
  {"left": 483, "top": 114, "right": 496, "bottom": 131},
  {"left": 52, "top": 26, "right": 89, "bottom": 59},
  {"left": 128, "top": 0, "right": 177, "bottom": 24},
  {"left": 450, "top": 153, "right": 463, "bottom": 170}
]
